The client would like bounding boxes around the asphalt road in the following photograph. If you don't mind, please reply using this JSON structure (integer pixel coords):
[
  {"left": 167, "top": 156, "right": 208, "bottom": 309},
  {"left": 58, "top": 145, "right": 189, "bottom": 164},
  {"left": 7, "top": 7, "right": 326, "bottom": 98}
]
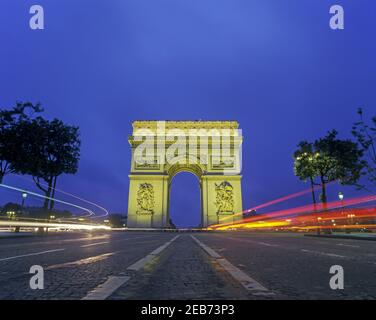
[{"left": 0, "top": 231, "right": 375, "bottom": 300}]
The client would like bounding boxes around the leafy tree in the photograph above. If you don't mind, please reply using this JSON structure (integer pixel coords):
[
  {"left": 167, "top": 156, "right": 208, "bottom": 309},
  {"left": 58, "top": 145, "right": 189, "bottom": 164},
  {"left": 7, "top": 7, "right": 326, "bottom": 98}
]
[
  {"left": 352, "top": 108, "right": 376, "bottom": 189},
  {"left": 1, "top": 202, "right": 22, "bottom": 217},
  {"left": 294, "top": 130, "right": 364, "bottom": 206},
  {"left": 0, "top": 102, "right": 42, "bottom": 183},
  {"left": 314, "top": 130, "right": 364, "bottom": 204},
  {"left": 14, "top": 117, "right": 81, "bottom": 212},
  {"left": 294, "top": 142, "right": 319, "bottom": 206}
]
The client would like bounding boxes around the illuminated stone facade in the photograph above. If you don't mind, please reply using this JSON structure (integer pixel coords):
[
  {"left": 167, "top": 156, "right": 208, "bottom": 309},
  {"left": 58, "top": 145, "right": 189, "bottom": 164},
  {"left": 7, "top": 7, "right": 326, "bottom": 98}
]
[{"left": 127, "top": 121, "right": 243, "bottom": 228}]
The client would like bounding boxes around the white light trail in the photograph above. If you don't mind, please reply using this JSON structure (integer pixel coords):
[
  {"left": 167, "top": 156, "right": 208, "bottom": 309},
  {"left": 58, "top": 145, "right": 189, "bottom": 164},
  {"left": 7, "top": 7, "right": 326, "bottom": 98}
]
[
  {"left": 0, "top": 183, "right": 95, "bottom": 216},
  {"left": 7, "top": 175, "right": 109, "bottom": 217},
  {"left": 0, "top": 220, "right": 111, "bottom": 231}
]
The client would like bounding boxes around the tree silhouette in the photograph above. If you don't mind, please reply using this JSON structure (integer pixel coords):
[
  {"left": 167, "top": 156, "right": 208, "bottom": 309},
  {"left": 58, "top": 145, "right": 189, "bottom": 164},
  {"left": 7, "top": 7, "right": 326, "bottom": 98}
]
[
  {"left": 0, "top": 102, "right": 42, "bottom": 183},
  {"left": 294, "top": 130, "right": 364, "bottom": 206},
  {"left": 294, "top": 141, "right": 319, "bottom": 206},
  {"left": 14, "top": 117, "right": 81, "bottom": 213},
  {"left": 352, "top": 108, "right": 376, "bottom": 190}
]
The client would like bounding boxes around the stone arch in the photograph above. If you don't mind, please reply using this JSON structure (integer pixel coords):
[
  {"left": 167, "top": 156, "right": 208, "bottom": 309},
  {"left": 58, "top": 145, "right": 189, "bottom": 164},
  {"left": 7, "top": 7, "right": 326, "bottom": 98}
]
[
  {"left": 126, "top": 121, "right": 243, "bottom": 228},
  {"left": 166, "top": 163, "right": 204, "bottom": 181}
]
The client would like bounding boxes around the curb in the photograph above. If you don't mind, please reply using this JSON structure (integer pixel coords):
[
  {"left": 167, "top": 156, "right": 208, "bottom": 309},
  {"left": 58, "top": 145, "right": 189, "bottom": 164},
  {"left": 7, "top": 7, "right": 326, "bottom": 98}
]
[
  {"left": 304, "top": 234, "right": 376, "bottom": 241},
  {"left": 0, "top": 234, "right": 37, "bottom": 239}
]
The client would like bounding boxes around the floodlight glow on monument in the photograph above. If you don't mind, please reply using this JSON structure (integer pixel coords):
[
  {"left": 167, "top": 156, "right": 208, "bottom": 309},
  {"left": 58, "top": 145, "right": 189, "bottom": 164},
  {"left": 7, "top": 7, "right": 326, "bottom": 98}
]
[{"left": 127, "top": 121, "right": 243, "bottom": 228}]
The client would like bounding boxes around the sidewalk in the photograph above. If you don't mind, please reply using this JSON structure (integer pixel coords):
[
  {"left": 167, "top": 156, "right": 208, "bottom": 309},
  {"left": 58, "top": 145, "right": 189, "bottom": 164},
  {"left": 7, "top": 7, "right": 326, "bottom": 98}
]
[
  {"left": 0, "top": 232, "right": 35, "bottom": 239},
  {"left": 304, "top": 232, "right": 376, "bottom": 241}
]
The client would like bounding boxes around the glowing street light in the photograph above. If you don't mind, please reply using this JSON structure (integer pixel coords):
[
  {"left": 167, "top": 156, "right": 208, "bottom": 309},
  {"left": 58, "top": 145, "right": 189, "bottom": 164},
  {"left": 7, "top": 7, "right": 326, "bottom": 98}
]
[
  {"left": 338, "top": 191, "right": 347, "bottom": 233},
  {"left": 317, "top": 217, "right": 322, "bottom": 235},
  {"left": 21, "top": 191, "right": 28, "bottom": 209},
  {"left": 14, "top": 191, "right": 29, "bottom": 233},
  {"left": 7, "top": 211, "right": 16, "bottom": 219}
]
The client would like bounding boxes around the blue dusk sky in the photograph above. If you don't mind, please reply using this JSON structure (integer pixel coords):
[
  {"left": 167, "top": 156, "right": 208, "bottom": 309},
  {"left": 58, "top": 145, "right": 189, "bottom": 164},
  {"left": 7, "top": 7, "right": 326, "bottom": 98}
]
[{"left": 0, "top": 1, "right": 375, "bottom": 227}]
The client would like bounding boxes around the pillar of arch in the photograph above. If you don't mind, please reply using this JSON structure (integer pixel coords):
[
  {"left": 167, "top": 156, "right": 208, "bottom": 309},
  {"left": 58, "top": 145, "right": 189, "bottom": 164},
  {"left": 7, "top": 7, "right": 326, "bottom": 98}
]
[{"left": 126, "top": 121, "right": 243, "bottom": 229}]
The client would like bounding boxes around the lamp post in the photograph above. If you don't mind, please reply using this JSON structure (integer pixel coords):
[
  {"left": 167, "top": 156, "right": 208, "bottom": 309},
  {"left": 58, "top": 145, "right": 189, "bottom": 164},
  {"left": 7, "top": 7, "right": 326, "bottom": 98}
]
[
  {"left": 317, "top": 217, "right": 322, "bottom": 235},
  {"left": 21, "top": 192, "right": 28, "bottom": 212},
  {"left": 338, "top": 192, "right": 348, "bottom": 233},
  {"left": 15, "top": 191, "right": 28, "bottom": 233}
]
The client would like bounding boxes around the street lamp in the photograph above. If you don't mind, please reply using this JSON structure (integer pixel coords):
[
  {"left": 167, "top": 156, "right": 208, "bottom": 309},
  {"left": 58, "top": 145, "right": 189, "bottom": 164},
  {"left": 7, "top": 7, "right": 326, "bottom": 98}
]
[
  {"left": 317, "top": 217, "right": 322, "bottom": 235},
  {"left": 338, "top": 192, "right": 348, "bottom": 233},
  {"left": 21, "top": 192, "right": 28, "bottom": 211},
  {"left": 13, "top": 192, "right": 28, "bottom": 233}
]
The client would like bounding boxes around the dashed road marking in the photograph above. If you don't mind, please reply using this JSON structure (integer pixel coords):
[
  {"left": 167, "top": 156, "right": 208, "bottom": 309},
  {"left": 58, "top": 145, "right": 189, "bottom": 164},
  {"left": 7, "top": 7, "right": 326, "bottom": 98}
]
[
  {"left": 80, "top": 235, "right": 160, "bottom": 248},
  {"left": 81, "top": 241, "right": 110, "bottom": 248},
  {"left": 47, "top": 236, "right": 160, "bottom": 269},
  {"left": 337, "top": 243, "right": 359, "bottom": 248},
  {"left": 0, "top": 248, "right": 65, "bottom": 262},
  {"left": 191, "top": 236, "right": 274, "bottom": 296},
  {"left": 257, "top": 242, "right": 279, "bottom": 247},
  {"left": 81, "top": 235, "right": 180, "bottom": 300},
  {"left": 227, "top": 237, "right": 279, "bottom": 248},
  {"left": 47, "top": 252, "right": 115, "bottom": 270},
  {"left": 301, "top": 249, "right": 348, "bottom": 259},
  {"left": 82, "top": 276, "right": 131, "bottom": 300}
]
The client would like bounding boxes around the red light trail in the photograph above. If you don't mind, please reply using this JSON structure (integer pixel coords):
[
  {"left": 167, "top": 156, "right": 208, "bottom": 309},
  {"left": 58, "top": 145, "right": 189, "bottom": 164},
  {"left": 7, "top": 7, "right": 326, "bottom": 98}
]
[{"left": 210, "top": 193, "right": 376, "bottom": 231}]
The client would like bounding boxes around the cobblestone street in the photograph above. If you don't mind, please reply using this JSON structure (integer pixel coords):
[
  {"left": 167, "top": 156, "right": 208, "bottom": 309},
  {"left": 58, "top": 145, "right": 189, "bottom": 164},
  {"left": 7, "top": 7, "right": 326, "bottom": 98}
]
[{"left": 0, "top": 231, "right": 375, "bottom": 300}]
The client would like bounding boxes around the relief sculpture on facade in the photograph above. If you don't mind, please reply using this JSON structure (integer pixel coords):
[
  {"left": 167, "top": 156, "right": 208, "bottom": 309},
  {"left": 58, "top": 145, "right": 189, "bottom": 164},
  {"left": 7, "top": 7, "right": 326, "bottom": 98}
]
[
  {"left": 214, "top": 181, "right": 234, "bottom": 214},
  {"left": 137, "top": 183, "right": 155, "bottom": 215}
]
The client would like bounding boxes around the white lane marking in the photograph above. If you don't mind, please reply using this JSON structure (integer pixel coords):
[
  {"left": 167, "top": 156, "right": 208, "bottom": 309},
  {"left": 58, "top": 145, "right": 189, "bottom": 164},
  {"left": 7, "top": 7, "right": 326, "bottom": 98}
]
[
  {"left": 49, "top": 236, "right": 160, "bottom": 269},
  {"left": 301, "top": 249, "right": 348, "bottom": 259},
  {"left": 59, "top": 235, "right": 110, "bottom": 243},
  {"left": 337, "top": 243, "right": 359, "bottom": 248},
  {"left": 80, "top": 235, "right": 159, "bottom": 248},
  {"left": 191, "top": 236, "right": 274, "bottom": 296},
  {"left": 258, "top": 242, "right": 279, "bottom": 247},
  {"left": 227, "top": 237, "right": 280, "bottom": 248},
  {"left": 227, "top": 236, "right": 257, "bottom": 244},
  {"left": 127, "top": 235, "right": 180, "bottom": 271},
  {"left": 114, "top": 235, "right": 158, "bottom": 243},
  {"left": 46, "top": 252, "right": 115, "bottom": 270},
  {"left": 0, "top": 248, "right": 65, "bottom": 262},
  {"left": 216, "top": 258, "right": 272, "bottom": 295},
  {"left": 191, "top": 236, "right": 221, "bottom": 258},
  {"left": 81, "top": 241, "right": 110, "bottom": 248},
  {"left": 82, "top": 276, "right": 131, "bottom": 300},
  {"left": 81, "top": 235, "right": 180, "bottom": 300}
]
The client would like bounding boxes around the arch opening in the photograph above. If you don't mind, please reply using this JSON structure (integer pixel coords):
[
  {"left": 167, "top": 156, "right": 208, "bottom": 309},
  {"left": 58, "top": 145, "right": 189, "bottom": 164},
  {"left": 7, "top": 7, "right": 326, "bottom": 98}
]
[{"left": 168, "top": 172, "right": 202, "bottom": 229}]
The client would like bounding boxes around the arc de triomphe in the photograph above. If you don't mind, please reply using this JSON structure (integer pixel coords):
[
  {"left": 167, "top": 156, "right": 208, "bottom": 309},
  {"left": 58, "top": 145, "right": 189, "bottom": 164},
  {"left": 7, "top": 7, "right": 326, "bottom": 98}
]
[{"left": 126, "top": 121, "right": 243, "bottom": 228}]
